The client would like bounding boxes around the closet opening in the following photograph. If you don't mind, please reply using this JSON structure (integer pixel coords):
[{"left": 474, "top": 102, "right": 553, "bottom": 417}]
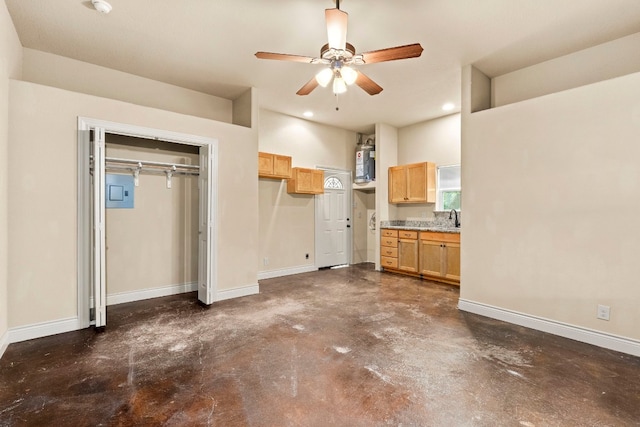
[
  {"left": 104, "top": 134, "right": 200, "bottom": 308},
  {"left": 78, "top": 117, "right": 218, "bottom": 329}
]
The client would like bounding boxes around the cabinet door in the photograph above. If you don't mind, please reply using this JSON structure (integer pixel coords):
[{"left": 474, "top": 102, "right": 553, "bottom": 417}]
[
  {"left": 398, "top": 238, "right": 419, "bottom": 273},
  {"left": 311, "top": 169, "right": 324, "bottom": 193},
  {"left": 272, "top": 154, "right": 292, "bottom": 178},
  {"left": 406, "top": 162, "right": 427, "bottom": 202},
  {"left": 287, "top": 168, "right": 324, "bottom": 194},
  {"left": 389, "top": 166, "right": 407, "bottom": 203},
  {"left": 258, "top": 152, "right": 274, "bottom": 176},
  {"left": 443, "top": 242, "right": 461, "bottom": 282},
  {"left": 419, "top": 239, "right": 443, "bottom": 277}
]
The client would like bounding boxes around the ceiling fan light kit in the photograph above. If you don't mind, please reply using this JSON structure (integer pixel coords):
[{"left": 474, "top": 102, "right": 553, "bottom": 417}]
[
  {"left": 255, "top": 2, "right": 423, "bottom": 98},
  {"left": 315, "top": 68, "right": 334, "bottom": 87}
]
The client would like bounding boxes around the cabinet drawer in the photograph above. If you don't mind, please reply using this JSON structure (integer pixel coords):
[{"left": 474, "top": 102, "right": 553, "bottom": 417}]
[
  {"left": 381, "top": 237, "right": 398, "bottom": 248},
  {"left": 380, "top": 247, "right": 398, "bottom": 258},
  {"left": 420, "top": 231, "right": 460, "bottom": 243},
  {"left": 381, "top": 229, "right": 398, "bottom": 238},
  {"left": 398, "top": 230, "right": 418, "bottom": 239},
  {"left": 381, "top": 256, "right": 398, "bottom": 269}
]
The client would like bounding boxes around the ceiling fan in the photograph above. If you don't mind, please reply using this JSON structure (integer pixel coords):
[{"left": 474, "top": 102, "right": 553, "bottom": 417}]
[{"left": 255, "top": 0, "right": 423, "bottom": 96}]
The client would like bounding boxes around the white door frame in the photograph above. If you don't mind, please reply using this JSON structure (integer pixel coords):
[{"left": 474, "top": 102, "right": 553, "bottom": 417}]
[
  {"left": 77, "top": 117, "right": 218, "bottom": 327},
  {"left": 314, "top": 167, "right": 352, "bottom": 268}
]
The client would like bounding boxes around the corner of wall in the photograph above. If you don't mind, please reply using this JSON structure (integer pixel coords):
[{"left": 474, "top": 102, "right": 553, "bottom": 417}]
[
  {"left": 232, "top": 87, "right": 257, "bottom": 129},
  {"left": 1, "top": 0, "right": 24, "bottom": 357}
]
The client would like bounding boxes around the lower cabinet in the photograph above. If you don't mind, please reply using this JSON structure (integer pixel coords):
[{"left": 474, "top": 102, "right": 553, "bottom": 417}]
[
  {"left": 381, "top": 228, "right": 460, "bottom": 285},
  {"left": 380, "top": 229, "right": 398, "bottom": 269},
  {"left": 397, "top": 230, "right": 418, "bottom": 273},
  {"left": 419, "top": 232, "right": 460, "bottom": 283}
]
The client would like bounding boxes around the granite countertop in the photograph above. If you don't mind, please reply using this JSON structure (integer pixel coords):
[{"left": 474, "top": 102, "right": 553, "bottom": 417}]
[{"left": 380, "top": 220, "right": 461, "bottom": 233}]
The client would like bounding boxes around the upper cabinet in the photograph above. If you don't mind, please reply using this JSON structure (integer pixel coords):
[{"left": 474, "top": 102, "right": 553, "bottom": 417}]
[
  {"left": 287, "top": 167, "right": 324, "bottom": 195},
  {"left": 258, "top": 152, "right": 292, "bottom": 179},
  {"left": 388, "top": 162, "right": 436, "bottom": 203}
]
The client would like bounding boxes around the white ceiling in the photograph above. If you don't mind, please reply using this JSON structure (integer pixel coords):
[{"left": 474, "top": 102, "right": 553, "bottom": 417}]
[{"left": 5, "top": 0, "right": 640, "bottom": 134}]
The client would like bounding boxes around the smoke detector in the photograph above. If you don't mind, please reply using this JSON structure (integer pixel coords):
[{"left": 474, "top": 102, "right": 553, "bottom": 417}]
[{"left": 91, "top": 0, "right": 112, "bottom": 14}]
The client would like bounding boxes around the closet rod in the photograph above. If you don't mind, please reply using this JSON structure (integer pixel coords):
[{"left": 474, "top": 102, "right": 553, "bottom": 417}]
[{"left": 105, "top": 156, "right": 200, "bottom": 172}]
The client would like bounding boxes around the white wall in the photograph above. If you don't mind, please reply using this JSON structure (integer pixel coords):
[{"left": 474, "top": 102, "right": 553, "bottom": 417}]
[
  {"left": 352, "top": 190, "right": 375, "bottom": 264},
  {"left": 396, "top": 114, "right": 461, "bottom": 219},
  {"left": 0, "top": 1, "right": 22, "bottom": 356},
  {"left": 21, "top": 49, "right": 233, "bottom": 123},
  {"left": 257, "top": 109, "right": 356, "bottom": 275},
  {"left": 461, "top": 69, "right": 640, "bottom": 343},
  {"left": 374, "top": 123, "right": 399, "bottom": 270},
  {"left": 8, "top": 80, "right": 258, "bottom": 329}
]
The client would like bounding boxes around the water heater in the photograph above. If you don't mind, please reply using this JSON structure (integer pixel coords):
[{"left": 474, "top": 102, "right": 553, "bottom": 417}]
[{"left": 355, "top": 135, "right": 375, "bottom": 183}]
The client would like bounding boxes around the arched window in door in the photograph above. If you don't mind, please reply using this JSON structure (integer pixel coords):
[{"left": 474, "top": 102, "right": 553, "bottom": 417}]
[{"left": 324, "top": 176, "right": 344, "bottom": 190}]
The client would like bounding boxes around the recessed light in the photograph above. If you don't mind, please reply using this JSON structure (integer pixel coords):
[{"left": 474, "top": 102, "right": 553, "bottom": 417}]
[
  {"left": 303, "top": 111, "right": 314, "bottom": 118},
  {"left": 442, "top": 103, "right": 455, "bottom": 111}
]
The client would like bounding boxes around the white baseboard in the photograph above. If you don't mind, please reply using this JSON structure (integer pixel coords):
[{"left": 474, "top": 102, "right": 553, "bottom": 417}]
[
  {"left": 107, "top": 282, "right": 198, "bottom": 306},
  {"left": 0, "top": 329, "right": 8, "bottom": 359},
  {"left": 258, "top": 265, "right": 318, "bottom": 280},
  {"left": 8, "top": 317, "right": 82, "bottom": 345},
  {"left": 458, "top": 298, "right": 640, "bottom": 357},
  {"left": 214, "top": 283, "right": 259, "bottom": 302}
]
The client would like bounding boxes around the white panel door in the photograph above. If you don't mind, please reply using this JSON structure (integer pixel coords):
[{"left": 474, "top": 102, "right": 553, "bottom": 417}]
[
  {"left": 315, "top": 170, "right": 351, "bottom": 268},
  {"left": 92, "top": 128, "right": 107, "bottom": 327},
  {"left": 198, "top": 143, "right": 215, "bottom": 304}
]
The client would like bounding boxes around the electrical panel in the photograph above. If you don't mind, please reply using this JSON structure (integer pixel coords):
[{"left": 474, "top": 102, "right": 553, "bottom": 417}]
[{"left": 105, "top": 174, "right": 134, "bottom": 209}]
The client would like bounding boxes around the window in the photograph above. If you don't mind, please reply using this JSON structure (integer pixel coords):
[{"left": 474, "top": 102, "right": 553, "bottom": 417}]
[
  {"left": 324, "top": 176, "right": 344, "bottom": 189},
  {"left": 437, "top": 165, "right": 461, "bottom": 211}
]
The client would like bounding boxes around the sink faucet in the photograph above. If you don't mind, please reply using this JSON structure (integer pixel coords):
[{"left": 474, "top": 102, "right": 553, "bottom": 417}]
[{"left": 449, "top": 209, "right": 460, "bottom": 228}]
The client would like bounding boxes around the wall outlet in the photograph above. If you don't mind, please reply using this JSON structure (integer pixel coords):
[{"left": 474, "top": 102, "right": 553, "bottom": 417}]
[
  {"left": 597, "top": 304, "right": 610, "bottom": 321},
  {"left": 263, "top": 257, "right": 269, "bottom": 266}
]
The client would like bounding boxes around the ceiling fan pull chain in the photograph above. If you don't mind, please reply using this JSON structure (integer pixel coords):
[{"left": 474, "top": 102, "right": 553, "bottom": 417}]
[
  {"left": 336, "top": 0, "right": 340, "bottom": 10},
  {"left": 335, "top": 94, "right": 340, "bottom": 111}
]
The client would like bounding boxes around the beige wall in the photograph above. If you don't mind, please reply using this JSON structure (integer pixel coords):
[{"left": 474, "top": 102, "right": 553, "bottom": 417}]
[
  {"left": 105, "top": 138, "right": 199, "bottom": 297},
  {"left": 492, "top": 32, "right": 640, "bottom": 108},
  {"left": 8, "top": 80, "right": 258, "bottom": 328},
  {"left": 257, "top": 109, "right": 356, "bottom": 274},
  {"left": 396, "top": 114, "right": 461, "bottom": 220},
  {"left": 0, "top": 1, "right": 22, "bottom": 350},
  {"left": 21, "top": 49, "right": 233, "bottom": 123},
  {"left": 461, "top": 70, "right": 640, "bottom": 341}
]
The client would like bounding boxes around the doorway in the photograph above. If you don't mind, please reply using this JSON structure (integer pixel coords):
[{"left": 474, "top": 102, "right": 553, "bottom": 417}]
[
  {"left": 77, "top": 117, "right": 218, "bottom": 328},
  {"left": 315, "top": 168, "right": 352, "bottom": 268}
]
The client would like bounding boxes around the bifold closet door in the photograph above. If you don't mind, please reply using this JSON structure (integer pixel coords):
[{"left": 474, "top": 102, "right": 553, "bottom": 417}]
[
  {"left": 92, "top": 127, "right": 107, "bottom": 327},
  {"left": 198, "top": 143, "right": 214, "bottom": 305}
]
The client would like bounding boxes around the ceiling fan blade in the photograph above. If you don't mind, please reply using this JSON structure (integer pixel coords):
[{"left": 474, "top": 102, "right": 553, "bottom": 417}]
[
  {"left": 255, "top": 52, "right": 316, "bottom": 63},
  {"left": 325, "top": 8, "right": 348, "bottom": 51},
  {"left": 355, "top": 71, "right": 383, "bottom": 95},
  {"left": 296, "top": 77, "right": 319, "bottom": 96},
  {"left": 361, "top": 43, "right": 424, "bottom": 64}
]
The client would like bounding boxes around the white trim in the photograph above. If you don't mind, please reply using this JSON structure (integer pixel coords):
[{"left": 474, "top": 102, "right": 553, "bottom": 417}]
[
  {"left": 106, "top": 282, "right": 198, "bottom": 306},
  {"left": 77, "top": 117, "right": 219, "bottom": 324},
  {"left": 214, "top": 284, "right": 259, "bottom": 302},
  {"left": 0, "top": 330, "right": 8, "bottom": 358},
  {"left": 458, "top": 298, "right": 640, "bottom": 357},
  {"left": 7, "top": 317, "right": 81, "bottom": 345},
  {"left": 258, "top": 265, "right": 319, "bottom": 280}
]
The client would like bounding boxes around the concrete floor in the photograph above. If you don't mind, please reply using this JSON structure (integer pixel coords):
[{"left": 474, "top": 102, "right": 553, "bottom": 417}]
[{"left": 1, "top": 264, "right": 639, "bottom": 426}]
